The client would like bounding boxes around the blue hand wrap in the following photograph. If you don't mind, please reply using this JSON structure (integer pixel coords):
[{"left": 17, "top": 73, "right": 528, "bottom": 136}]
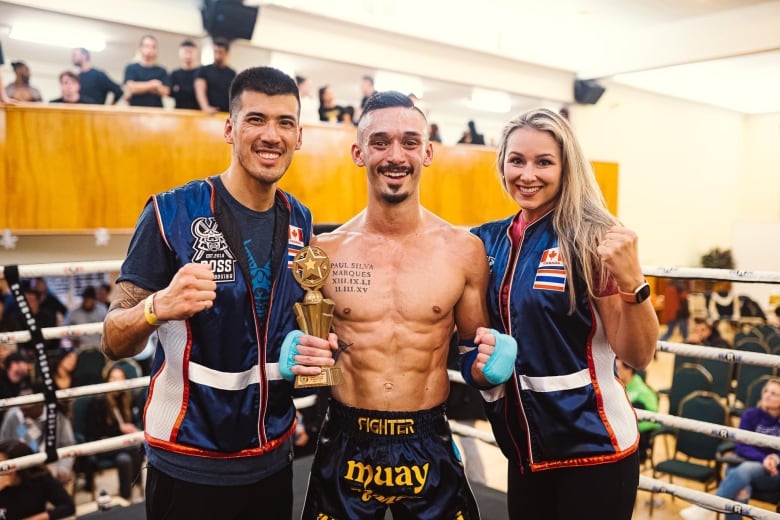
[
  {"left": 279, "top": 330, "right": 303, "bottom": 382},
  {"left": 460, "top": 347, "right": 480, "bottom": 387},
  {"left": 482, "top": 329, "right": 517, "bottom": 385}
]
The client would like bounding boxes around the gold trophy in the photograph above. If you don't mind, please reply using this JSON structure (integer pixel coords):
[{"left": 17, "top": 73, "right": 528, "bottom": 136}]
[{"left": 291, "top": 245, "right": 343, "bottom": 388}]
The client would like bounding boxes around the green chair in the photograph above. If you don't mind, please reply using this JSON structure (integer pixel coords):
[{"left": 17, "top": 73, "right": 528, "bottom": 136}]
[
  {"left": 653, "top": 363, "right": 713, "bottom": 464},
  {"left": 730, "top": 339, "right": 775, "bottom": 417},
  {"left": 650, "top": 391, "right": 730, "bottom": 516}
]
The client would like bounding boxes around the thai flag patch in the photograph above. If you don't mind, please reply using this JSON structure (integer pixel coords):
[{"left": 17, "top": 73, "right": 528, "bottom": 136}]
[{"left": 533, "top": 247, "right": 566, "bottom": 292}]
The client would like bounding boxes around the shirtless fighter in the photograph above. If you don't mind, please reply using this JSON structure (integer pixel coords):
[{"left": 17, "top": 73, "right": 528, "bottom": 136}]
[{"left": 297, "top": 91, "right": 516, "bottom": 520}]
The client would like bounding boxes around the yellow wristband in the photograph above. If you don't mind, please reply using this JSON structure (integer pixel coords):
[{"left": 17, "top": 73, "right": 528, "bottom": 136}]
[{"left": 144, "top": 294, "right": 164, "bottom": 327}]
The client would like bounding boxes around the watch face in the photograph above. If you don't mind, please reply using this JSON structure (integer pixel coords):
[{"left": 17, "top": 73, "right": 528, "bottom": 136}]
[{"left": 636, "top": 283, "right": 651, "bottom": 303}]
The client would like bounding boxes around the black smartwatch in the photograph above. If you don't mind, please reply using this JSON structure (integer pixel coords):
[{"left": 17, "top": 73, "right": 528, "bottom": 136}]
[{"left": 619, "top": 281, "right": 651, "bottom": 304}]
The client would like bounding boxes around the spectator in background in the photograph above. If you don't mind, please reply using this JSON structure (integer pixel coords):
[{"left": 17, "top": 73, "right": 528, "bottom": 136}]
[
  {"left": 680, "top": 378, "right": 780, "bottom": 520},
  {"left": 3, "top": 282, "right": 60, "bottom": 358},
  {"left": 429, "top": 122, "right": 442, "bottom": 143},
  {"left": 0, "top": 352, "right": 32, "bottom": 424},
  {"left": 458, "top": 120, "right": 485, "bottom": 145},
  {"left": 71, "top": 47, "right": 124, "bottom": 105},
  {"left": 96, "top": 282, "right": 113, "bottom": 308},
  {"left": 296, "top": 75, "right": 319, "bottom": 123},
  {"left": 170, "top": 39, "right": 200, "bottom": 110},
  {"left": 0, "top": 439, "right": 75, "bottom": 520},
  {"left": 64, "top": 286, "right": 108, "bottom": 350},
  {"left": 358, "top": 74, "right": 375, "bottom": 114},
  {"left": 82, "top": 364, "right": 144, "bottom": 501},
  {"left": 195, "top": 37, "right": 236, "bottom": 114},
  {"left": 49, "top": 71, "right": 97, "bottom": 104},
  {"left": 0, "top": 352, "right": 31, "bottom": 399},
  {"left": 686, "top": 317, "right": 730, "bottom": 348},
  {"left": 123, "top": 34, "right": 169, "bottom": 108},
  {"left": 318, "top": 84, "right": 346, "bottom": 123},
  {"left": 52, "top": 347, "right": 78, "bottom": 391},
  {"left": 5, "top": 60, "right": 43, "bottom": 102},
  {"left": 660, "top": 279, "right": 689, "bottom": 341},
  {"left": 0, "top": 382, "right": 76, "bottom": 484},
  {"left": 709, "top": 283, "right": 741, "bottom": 334},
  {"left": 33, "top": 277, "right": 68, "bottom": 327},
  {"left": 616, "top": 358, "right": 660, "bottom": 465},
  {"left": 772, "top": 306, "right": 780, "bottom": 335}
]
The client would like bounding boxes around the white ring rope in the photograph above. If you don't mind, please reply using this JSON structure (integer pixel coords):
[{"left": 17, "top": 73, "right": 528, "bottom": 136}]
[
  {"left": 0, "top": 377, "right": 151, "bottom": 410},
  {"left": 658, "top": 340, "right": 780, "bottom": 368},
  {"left": 0, "top": 260, "right": 122, "bottom": 279},
  {"left": 0, "top": 322, "right": 104, "bottom": 345},
  {"left": 639, "top": 476, "right": 780, "bottom": 519},
  {"left": 1, "top": 260, "right": 778, "bottom": 284},
  {"left": 636, "top": 410, "right": 780, "bottom": 450},
  {"left": 643, "top": 266, "right": 780, "bottom": 284},
  {"left": 0, "top": 433, "right": 144, "bottom": 475}
]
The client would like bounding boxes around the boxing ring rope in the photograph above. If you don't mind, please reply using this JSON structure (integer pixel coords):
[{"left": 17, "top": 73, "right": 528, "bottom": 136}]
[
  {"left": 642, "top": 266, "right": 780, "bottom": 284},
  {"left": 0, "top": 377, "right": 150, "bottom": 410},
  {"left": 2, "top": 260, "right": 779, "bottom": 516},
  {"left": 0, "top": 260, "right": 122, "bottom": 279},
  {"left": 0, "top": 433, "right": 144, "bottom": 475},
  {"left": 635, "top": 410, "right": 780, "bottom": 450},
  {"left": 1, "top": 322, "right": 104, "bottom": 346},
  {"left": 2, "top": 261, "right": 778, "bottom": 284},
  {"left": 657, "top": 341, "right": 780, "bottom": 369}
]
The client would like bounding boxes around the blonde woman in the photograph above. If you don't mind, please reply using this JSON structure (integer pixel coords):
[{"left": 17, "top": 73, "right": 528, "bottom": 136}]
[{"left": 466, "top": 108, "right": 658, "bottom": 519}]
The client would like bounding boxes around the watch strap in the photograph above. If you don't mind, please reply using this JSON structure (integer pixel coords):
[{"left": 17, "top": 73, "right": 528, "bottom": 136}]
[{"left": 619, "top": 281, "right": 650, "bottom": 304}]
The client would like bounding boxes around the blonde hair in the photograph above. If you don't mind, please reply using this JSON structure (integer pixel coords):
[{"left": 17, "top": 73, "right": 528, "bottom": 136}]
[
  {"left": 759, "top": 378, "right": 780, "bottom": 409},
  {"left": 496, "top": 108, "right": 619, "bottom": 312}
]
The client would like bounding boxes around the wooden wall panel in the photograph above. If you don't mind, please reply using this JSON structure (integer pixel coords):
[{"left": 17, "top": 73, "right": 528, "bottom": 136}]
[
  {"left": 1, "top": 105, "right": 618, "bottom": 231},
  {"left": 592, "top": 160, "right": 619, "bottom": 216},
  {"left": 0, "top": 108, "right": 6, "bottom": 219},
  {"left": 3, "top": 104, "right": 229, "bottom": 231},
  {"left": 280, "top": 125, "right": 366, "bottom": 224}
]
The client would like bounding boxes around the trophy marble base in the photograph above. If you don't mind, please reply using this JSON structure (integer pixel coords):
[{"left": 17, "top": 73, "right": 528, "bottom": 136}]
[{"left": 294, "top": 366, "right": 343, "bottom": 388}]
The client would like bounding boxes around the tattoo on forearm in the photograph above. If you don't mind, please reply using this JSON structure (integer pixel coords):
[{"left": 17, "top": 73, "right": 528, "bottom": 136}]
[
  {"left": 109, "top": 281, "right": 151, "bottom": 312},
  {"left": 331, "top": 261, "right": 372, "bottom": 293}
]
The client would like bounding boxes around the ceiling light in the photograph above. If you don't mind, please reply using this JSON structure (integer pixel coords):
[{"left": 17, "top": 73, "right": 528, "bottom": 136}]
[
  {"left": 269, "top": 52, "right": 297, "bottom": 80},
  {"left": 467, "top": 87, "right": 511, "bottom": 113},
  {"left": 374, "top": 71, "right": 424, "bottom": 99},
  {"left": 9, "top": 22, "right": 106, "bottom": 52}
]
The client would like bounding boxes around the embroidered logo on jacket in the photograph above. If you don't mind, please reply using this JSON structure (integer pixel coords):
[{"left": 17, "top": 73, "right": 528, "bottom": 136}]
[
  {"left": 287, "top": 225, "right": 304, "bottom": 268},
  {"left": 191, "top": 217, "right": 236, "bottom": 282},
  {"left": 533, "top": 247, "right": 566, "bottom": 292}
]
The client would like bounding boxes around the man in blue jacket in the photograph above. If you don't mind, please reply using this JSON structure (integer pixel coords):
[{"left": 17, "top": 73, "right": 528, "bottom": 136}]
[{"left": 101, "top": 66, "right": 336, "bottom": 520}]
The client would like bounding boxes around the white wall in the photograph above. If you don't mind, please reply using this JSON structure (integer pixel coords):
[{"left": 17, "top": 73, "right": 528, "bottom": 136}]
[{"left": 571, "top": 82, "right": 747, "bottom": 267}]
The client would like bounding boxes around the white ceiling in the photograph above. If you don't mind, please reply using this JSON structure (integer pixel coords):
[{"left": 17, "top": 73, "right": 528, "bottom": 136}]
[
  {"left": 1, "top": 0, "right": 778, "bottom": 125},
  {"left": 269, "top": 0, "right": 780, "bottom": 115}
]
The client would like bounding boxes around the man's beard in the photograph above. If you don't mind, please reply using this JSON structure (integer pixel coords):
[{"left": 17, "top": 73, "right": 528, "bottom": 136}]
[{"left": 381, "top": 191, "right": 409, "bottom": 204}]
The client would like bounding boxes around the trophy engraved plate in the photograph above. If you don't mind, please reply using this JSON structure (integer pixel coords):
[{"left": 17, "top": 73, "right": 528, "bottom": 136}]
[{"left": 291, "top": 246, "right": 342, "bottom": 388}]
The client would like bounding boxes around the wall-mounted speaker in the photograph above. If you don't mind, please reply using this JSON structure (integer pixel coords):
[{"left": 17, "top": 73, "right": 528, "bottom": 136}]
[
  {"left": 574, "top": 79, "right": 606, "bottom": 105},
  {"left": 201, "top": 1, "right": 259, "bottom": 41}
]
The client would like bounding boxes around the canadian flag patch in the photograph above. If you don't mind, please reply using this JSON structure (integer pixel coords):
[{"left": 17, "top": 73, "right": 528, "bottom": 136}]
[{"left": 533, "top": 247, "right": 566, "bottom": 292}]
